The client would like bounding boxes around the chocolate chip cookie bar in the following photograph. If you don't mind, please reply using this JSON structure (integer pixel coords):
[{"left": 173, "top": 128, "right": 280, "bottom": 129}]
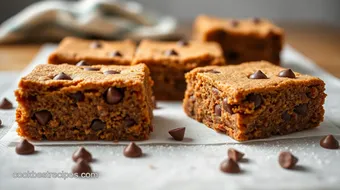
[
  {"left": 132, "top": 40, "right": 225, "bottom": 100},
  {"left": 193, "top": 15, "right": 284, "bottom": 65},
  {"left": 15, "top": 64, "right": 153, "bottom": 141},
  {"left": 183, "top": 61, "right": 326, "bottom": 141},
  {"left": 48, "top": 37, "right": 136, "bottom": 65}
]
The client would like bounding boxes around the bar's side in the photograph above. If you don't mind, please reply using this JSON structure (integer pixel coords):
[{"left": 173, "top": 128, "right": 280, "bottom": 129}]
[{"left": 15, "top": 67, "right": 153, "bottom": 141}]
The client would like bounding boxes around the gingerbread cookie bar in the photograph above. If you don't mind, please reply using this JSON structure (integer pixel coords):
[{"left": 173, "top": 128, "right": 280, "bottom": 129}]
[
  {"left": 193, "top": 15, "right": 284, "bottom": 65},
  {"left": 183, "top": 61, "right": 326, "bottom": 141},
  {"left": 15, "top": 64, "right": 153, "bottom": 141},
  {"left": 132, "top": 40, "right": 225, "bottom": 100},
  {"left": 48, "top": 37, "right": 136, "bottom": 65}
]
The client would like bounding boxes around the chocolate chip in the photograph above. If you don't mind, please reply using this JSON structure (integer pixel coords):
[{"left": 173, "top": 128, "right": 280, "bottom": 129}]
[
  {"left": 0, "top": 98, "right": 13, "bottom": 109},
  {"left": 214, "top": 104, "right": 221, "bottom": 116},
  {"left": 105, "top": 87, "right": 123, "bottom": 104},
  {"left": 124, "top": 118, "right": 136, "bottom": 128},
  {"left": 307, "top": 87, "right": 319, "bottom": 99},
  {"left": 294, "top": 104, "right": 307, "bottom": 115},
  {"left": 109, "top": 51, "right": 123, "bottom": 57},
  {"left": 223, "top": 98, "right": 233, "bottom": 114},
  {"left": 76, "top": 60, "right": 88, "bottom": 66},
  {"left": 90, "top": 41, "right": 102, "bottom": 49},
  {"left": 164, "top": 49, "right": 178, "bottom": 56},
  {"left": 103, "top": 70, "right": 120, "bottom": 75},
  {"left": 278, "top": 69, "right": 296, "bottom": 78},
  {"left": 168, "top": 127, "right": 186, "bottom": 141},
  {"left": 230, "top": 20, "right": 239, "bottom": 27},
  {"left": 15, "top": 139, "right": 35, "bottom": 155},
  {"left": 247, "top": 94, "right": 262, "bottom": 109},
  {"left": 320, "top": 135, "right": 339, "bottom": 149},
  {"left": 228, "top": 148, "right": 245, "bottom": 162},
  {"left": 177, "top": 40, "right": 189, "bottom": 47},
  {"left": 278, "top": 152, "right": 298, "bottom": 169},
  {"left": 53, "top": 72, "right": 72, "bottom": 80},
  {"left": 225, "top": 51, "right": 239, "bottom": 62},
  {"left": 84, "top": 67, "right": 100, "bottom": 71},
  {"left": 282, "top": 111, "right": 291, "bottom": 121},
  {"left": 72, "top": 159, "right": 92, "bottom": 175},
  {"left": 212, "top": 87, "right": 219, "bottom": 95},
  {"left": 69, "top": 92, "right": 85, "bottom": 102},
  {"left": 201, "top": 69, "right": 220, "bottom": 74},
  {"left": 253, "top": 17, "right": 261, "bottom": 24},
  {"left": 90, "top": 119, "right": 105, "bottom": 131},
  {"left": 123, "top": 142, "right": 142, "bottom": 158},
  {"left": 34, "top": 110, "right": 52, "bottom": 125},
  {"left": 220, "top": 158, "right": 241, "bottom": 174},
  {"left": 249, "top": 70, "right": 268, "bottom": 79},
  {"left": 72, "top": 147, "right": 93, "bottom": 162}
]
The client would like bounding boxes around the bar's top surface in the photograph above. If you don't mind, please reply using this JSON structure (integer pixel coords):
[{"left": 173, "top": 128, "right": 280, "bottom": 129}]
[
  {"left": 189, "top": 61, "right": 324, "bottom": 94},
  {"left": 19, "top": 63, "right": 148, "bottom": 86},
  {"left": 194, "top": 15, "right": 283, "bottom": 37},
  {"left": 133, "top": 39, "right": 225, "bottom": 65}
]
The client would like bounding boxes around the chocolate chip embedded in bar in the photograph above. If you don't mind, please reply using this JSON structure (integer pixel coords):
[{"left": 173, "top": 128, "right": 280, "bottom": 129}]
[
  {"left": 132, "top": 40, "right": 225, "bottom": 100},
  {"left": 48, "top": 37, "right": 136, "bottom": 65},
  {"left": 183, "top": 61, "right": 326, "bottom": 141},
  {"left": 193, "top": 15, "right": 284, "bottom": 65},
  {"left": 15, "top": 64, "right": 154, "bottom": 141}
]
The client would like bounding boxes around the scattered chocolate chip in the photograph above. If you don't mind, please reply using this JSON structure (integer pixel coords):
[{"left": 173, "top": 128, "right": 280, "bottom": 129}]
[
  {"left": 320, "top": 135, "right": 339, "bottom": 149},
  {"left": 90, "top": 119, "right": 105, "bottom": 131},
  {"left": 72, "top": 147, "right": 93, "bottom": 162},
  {"left": 212, "top": 87, "right": 220, "bottom": 95},
  {"left": 34, "top": 110, "right": 52, "bottom": 125},
  {"left": 214, "top": 104, "right": 221, "bottom": 116},
  {"left": 177, "top": 40, "right": 189, "bottom": 47},
  {"left": 90, "top": 41, "right": 102, "bottom": 49},
  {"left": 124, "top": 118, "right": 136, "bottom": 128},
  {"left": 228, "top": 148, "right": 245, "bottom": 162},
  {"left": 84, "top": 67, "right": 100, "bottom": 71},
  {"left": 223, "top": 98, "right": 233, "bottom": 114},
  {"left": 282, "top": 111, "right": 291, "bottom": 121},
  {"left": 225, "top": 51, "right": 239, "bottom": 62},
  {"left": 27, "top": 95, "right": 37, "bottom": 101},
  {"left": 0, "top": 98, "right": 13, "bottom": 109},
  {"left": 230, "top": 20, "right": 239, "bottom": 27},
  {"left": 249, "top": 70, "right": 268, "bottom": 79},
  {"left": 76, "top": 60, "right": 88, "bottom": 66},
  {"left": 220, "top": 158, "right": 241, "bottom": 174},
  {"left": 278, "top": 152, "right": 298, "bottom": 169},
  {"left": 69, "top": 92, "right": 85, "bottom": 102},
  {"left": 294, "top": 104, "right": 307, "bottom": 115},
  {"left": 72, "top": 159, "right": 92, "bottom": 175},
  {"left": 253, "top": 17, "right": 261, "bottom": 24},
  {"left": 123, "top": 142, "right": 142, "bottom": 158},
  {"left": 109, "top": 50, "right": 123, "bottom": 57},
  {"left": 278, "top": 69, "right": 296, "bottom": 78},
  {"left": 53, "top": 72, "right": 72, "bottom": 80},
  {"left": 15, "top": 139, "right": 35, "bottom": 155},
  {"left": 164, "top": 49, "right": 178, "bottom": 56},
  {"left": 247, "top": 94, "right": 262, "bottom": 109},
  {"left": 103, "top": 70, "right": 120, "bottom": 75},
  {"left": 168, "top": 127, "right": 186, "bottom": 141},
  {"left": 105, "top": 87, "right": 123, "bottom": 104}
]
